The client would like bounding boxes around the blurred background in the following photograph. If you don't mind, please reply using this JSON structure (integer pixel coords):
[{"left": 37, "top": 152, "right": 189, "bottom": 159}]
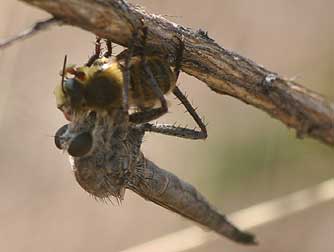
[{"left": 0, "top": 0, "right": 333, "bottom": 251}]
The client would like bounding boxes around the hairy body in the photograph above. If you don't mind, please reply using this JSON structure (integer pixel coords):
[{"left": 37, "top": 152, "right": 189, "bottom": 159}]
[{"left": 54, "top": 50, "right": 176, "bottom": 122}]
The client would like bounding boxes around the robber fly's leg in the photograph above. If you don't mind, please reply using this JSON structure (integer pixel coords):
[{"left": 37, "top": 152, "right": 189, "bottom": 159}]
[
  {"left": 141, "top": 86, "right": 207, "bottom": 140},
  {"left": 140, "top": 123, "right": 204, "bottom": 140},
  {"left": 129, "top": 25, "right": 168, "bottom": 124},
  {"left": 122, "top": 30, "right": 138, "bottom": 113},
  {"left": 173, "top": 35, "right": 185, "bottom": 81},
  {"left": 104, "top": 39, "right": 113, "bottom": 58},
  {"left": 139, "top": 37, "right": 207, "bottom": 139},
  {"left": 86, "top": 37, "right": 102, "bottom": 67},
  {"left": 141, "top": 26, "right": 169, "bottom": 116},
  {"left": 173, "top": 86, "right": 207, "bottom": 139},
  {"left": 170, "top": 37, "right": 207, "bottom": 139},
  {"left": 129, "top": 69, "right": 169, "bottom": 124}
]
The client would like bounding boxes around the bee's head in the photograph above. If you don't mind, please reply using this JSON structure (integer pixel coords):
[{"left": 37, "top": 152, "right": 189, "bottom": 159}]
[
  {"left": 62, "top": 78, "right": 85, "bottom": 107},
  {"left": 54, "top": 56, "right": 90, "bottom": 120}
]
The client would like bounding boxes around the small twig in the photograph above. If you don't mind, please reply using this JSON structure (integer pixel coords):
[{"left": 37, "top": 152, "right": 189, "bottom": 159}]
[{"left": 0, "top": 17, "right": 59, "bottom": 49}]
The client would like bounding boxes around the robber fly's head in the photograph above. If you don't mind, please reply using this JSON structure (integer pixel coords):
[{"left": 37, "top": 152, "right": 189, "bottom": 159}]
[
  {"left": 55, "top": 124, "right": 93, "bottom": 157},
  {"left": 54, "top": 111, "right": 96, "bottom": 157}
]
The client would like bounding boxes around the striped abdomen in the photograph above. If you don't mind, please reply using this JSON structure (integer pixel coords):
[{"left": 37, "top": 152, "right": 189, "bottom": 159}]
[{"left": 129, "top": 55, "right": 176, "bottom": 109}]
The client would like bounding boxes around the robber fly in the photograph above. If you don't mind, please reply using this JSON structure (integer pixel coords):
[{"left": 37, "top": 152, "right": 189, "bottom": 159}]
[{"left": 55, "top": 108, "right": 256, "bottom": 245}]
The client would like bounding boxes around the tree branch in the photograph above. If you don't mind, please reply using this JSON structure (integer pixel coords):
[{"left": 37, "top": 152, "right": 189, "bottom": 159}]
[{"left": 19, "top": 0, "right": 334, "bottom": 146}]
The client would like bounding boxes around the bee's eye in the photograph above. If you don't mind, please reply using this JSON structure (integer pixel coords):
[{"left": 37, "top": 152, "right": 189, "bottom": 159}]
[
  {"left": 54, "top": 124, "right": 69, "bottom": 149},
  {"left": 68, "top": 132, "right": 93, "bottom": 157},
  {"left": 64, "top": 78, "right": 85, "bottom": 105}
]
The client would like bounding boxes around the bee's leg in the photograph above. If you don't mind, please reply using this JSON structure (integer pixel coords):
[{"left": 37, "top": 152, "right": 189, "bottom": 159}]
[
  {"left": 86, "top": 37, "right": 102, "bottom": 67},
  {"left": 104, "top": 39, "right": 113, "bottom": 58},
  {"left": 141, "top": 86, "right": 207, "bottom": 140}
]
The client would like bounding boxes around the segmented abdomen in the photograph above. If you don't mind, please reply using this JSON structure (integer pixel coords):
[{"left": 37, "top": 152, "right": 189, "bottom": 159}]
[
  {"left": 129, "top": 56, "right": 176, "bottom": 108},
  {"left": 128, "top": 158, "right": 256, "bottom": 245}
]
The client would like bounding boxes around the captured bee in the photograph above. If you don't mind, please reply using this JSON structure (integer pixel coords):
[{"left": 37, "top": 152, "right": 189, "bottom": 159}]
[
  {"left": 54, "top": 31, "right": 182, "bottom": 124},
  {"left": 55, "top": 24, "right": 207, "bottom": 143}
]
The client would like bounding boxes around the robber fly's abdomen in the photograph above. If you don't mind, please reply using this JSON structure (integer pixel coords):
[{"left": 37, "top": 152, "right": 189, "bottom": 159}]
[{"left": 129, "top": 159, "right": 256, "bottom": 245}]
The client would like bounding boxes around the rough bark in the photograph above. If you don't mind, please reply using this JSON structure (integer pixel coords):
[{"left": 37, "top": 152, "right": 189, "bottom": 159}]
[{"left": 20, "top": 0, "right": 334, "bottom": 146}]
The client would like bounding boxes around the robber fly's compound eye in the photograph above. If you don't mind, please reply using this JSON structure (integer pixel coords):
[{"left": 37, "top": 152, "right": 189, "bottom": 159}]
[
  {"left": 68, "top": 132, "right": 93, "bottom": 157},
  {"left": 54, "top": 124, "right": 69, "bottom": 150}
]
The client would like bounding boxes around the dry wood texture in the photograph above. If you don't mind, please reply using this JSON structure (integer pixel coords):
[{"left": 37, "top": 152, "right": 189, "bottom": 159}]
[{"left": 20, "top": 0, "right": 334, "bottom": 146}]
